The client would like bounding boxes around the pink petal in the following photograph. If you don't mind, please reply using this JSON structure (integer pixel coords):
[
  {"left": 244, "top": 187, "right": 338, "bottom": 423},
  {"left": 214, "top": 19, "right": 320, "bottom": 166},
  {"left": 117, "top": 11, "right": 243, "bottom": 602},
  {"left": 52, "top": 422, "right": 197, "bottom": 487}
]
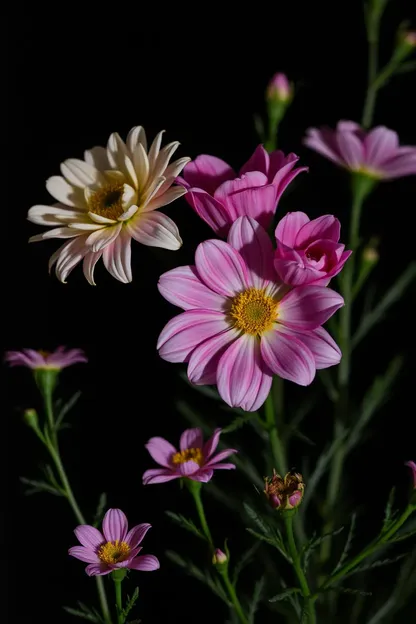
[
  {"left": 115, "top": 546, "right": 142, "bottom": 568},
  {"left": 182, "top": 155, "right": 236, "bottom": 194},
  {"left": 102, "top": 509, "right": 128, "bottom": 543},
  {"left": 261, "top": 327, "right": 316, "bottom": 385},
  {"left": 337, "top": 121, "right": 362, "bottom": 133},
  {"left": 187, "top": 328, "right": 238, "bottom": 385},
  {"left": 336, "top": 130, "right": 363, "bottom": 169},
  {"left": 195, "top": 240, "right": 248, "bottom": 297},
  {"left": 102, "top": 227, "right": 132, "bottom": 283},
  {"left": 275, "top": 212, "right": 310, "bottom": 247},
  {"left": 142, "top": 469, "right": 180, "bottom": 485},
  {"left": 178, "top": 460, "right": 200, "bottom": 476},
  {"left": 227, "top": 216, "right": 275, "bottom": 287},
  {"left": 125, "top": 524, "right": 152, "bottom": 548},
  {"left": 380, "top": 152, "right": 416, "bottom": 178},
  {"left": 158, "top": 265, "right": 226, "bottom": 312},
  {"left": 184, "top": 189, "right": 231, "bottom": 236},
  {"left": 203, "top": 428, "right": 222, "bottom": 459},
  {"left": 216, "top": 175, "right": 277, "bottom": 230},
  {"left": 180, "top": 428, "right": 203, "bottom": 451},
  {"left": 291, "top": 327, "right": 341, "bottom": 369},
  {"left": 278, "top": 286, "right": 344, "bottom": 330},
  {"left": 68, "top": 546, "right": 99, "bottom": 563},
  {"left": 296, "top": 215, "right": 341, "bottom": 247},
  {"left": 303, "top": 128, "right": 344, "bottom": 165},
  {"left": 145, "top": 437, "right": 176, "bottom": 467},
  {"left": 86, "top": 563, "right": 112, "bottom": 576},
  {"left": 217, "top": 334, "right": 273, "bottom": 411},
  {"left": 126, "top": 211, "right": 182, "bottom": 250},
  {"left": 239, "top": 145, "right": 270, "bottom": 176},
  {"left": 74, "top": 525, "right": 104, "bottom": 550},
  {"left": 364, "top": 126, "right": 399, "bottom": 166},
  {"left": 215, "top": 171, "right": 268, "bottom": 201},
  {"left": 205, "top": 448, "right": 237, "bottom": 466},
  {"left": 128, "top": 554, "right": 160, "bottom": 571},
  {"left": 274, "top": 251, "right": 324, "bottom": 286},
  {"left": 190, "top": 470, "right": 214, "bottom": 482},
  {"left": 203, "top": 463, "right": 235, "bottom": 471},
  {"left": 157, "top": 310, "right": 230, "bottom": 363},
  {"left": 274, "top": 164, "right": 308, "bottom": 204}
]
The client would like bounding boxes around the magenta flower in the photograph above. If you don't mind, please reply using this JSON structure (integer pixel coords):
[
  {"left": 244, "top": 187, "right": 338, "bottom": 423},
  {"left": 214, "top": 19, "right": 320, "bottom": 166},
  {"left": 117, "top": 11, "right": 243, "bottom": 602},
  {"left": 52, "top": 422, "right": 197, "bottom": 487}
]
[
  {"left": 157, "top": 216, "right": 343, "bottom": 411},
  {"left": 274, "top": 212, "right": 352, "bottom": 286},
  {"left": 69, "top": 508, "right": 160, "bottom": 576},
  {"left": 304, "top": 121, "right": 416, "bottom": 179},
  {"left": 267, "top": 73, "right": 292, "bottom": 103},
  {"left": 5, "top": 346, "right": 87, "bottom": 370},
  {"left": 405, "top": 461, "right": 416, "bottom": 489},
  {"left": 142, "top": 427, "right": 236, "bottom": 485},
  {"left": 176, "top": 146, "right": 307, "bottom": 236}
]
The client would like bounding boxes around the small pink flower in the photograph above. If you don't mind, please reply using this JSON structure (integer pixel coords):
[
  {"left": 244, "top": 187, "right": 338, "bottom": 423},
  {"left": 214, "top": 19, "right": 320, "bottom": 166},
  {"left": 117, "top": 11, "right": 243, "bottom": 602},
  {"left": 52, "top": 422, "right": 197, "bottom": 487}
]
[
  {"left": 176, "top": 146, "right": 307, "bottom": 236},
  {"left": 157, "top": 216, "right": 343, "bottom": 411},
  {"left": 405, "top": 461, "right": 416, "bottom": 489},
  {"left": 142, "top": 428, "right": 237, "bottom": 485},
  {"left": 403, "top": 31, "right": 416, "bottom": 47},
  {"left": 4, "top": 346, "right": 87, "bottom": 370},
  {"left": 304, "top": 121, "right": 416, "bottom": 179},
  {"left": 69, "top": 508, "right": 160, "bottom": 576},
  {"left": 274, "top": 212, "right": 352, "bottom": 286},
  {"left": 267, "top": 73, "right": 292, "bottom": 103}
]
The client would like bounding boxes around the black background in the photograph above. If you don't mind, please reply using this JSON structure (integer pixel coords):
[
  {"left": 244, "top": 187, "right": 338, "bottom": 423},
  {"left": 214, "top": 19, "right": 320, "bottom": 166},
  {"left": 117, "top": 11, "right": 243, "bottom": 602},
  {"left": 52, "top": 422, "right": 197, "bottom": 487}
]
[{"left": 5, "top": 1, "right": 416, "bottom": 622}]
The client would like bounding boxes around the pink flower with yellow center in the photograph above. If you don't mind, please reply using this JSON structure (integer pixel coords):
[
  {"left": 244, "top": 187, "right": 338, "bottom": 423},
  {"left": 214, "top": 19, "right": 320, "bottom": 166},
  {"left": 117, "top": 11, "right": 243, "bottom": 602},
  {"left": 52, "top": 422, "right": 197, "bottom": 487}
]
[
  {"left": 304, "top": 121, "right": 416, "bottom": 179},
  {"left": 142, "top": 427, "right": 237, "bottom": 484},
  {"left": 4, "top": 346, "right": 87, "bottom": 370},
  {"left": 69, "top": 508, "right": 159, "bottom": 576},
  {"left": 157, "top": 216, "right": 344, "bottom": 411},
  {"left": 176, "top": 145, "right": 307, "bottom": 236},
  {"left": 28, "top": 126, "right": 190, "bottom": 284}
]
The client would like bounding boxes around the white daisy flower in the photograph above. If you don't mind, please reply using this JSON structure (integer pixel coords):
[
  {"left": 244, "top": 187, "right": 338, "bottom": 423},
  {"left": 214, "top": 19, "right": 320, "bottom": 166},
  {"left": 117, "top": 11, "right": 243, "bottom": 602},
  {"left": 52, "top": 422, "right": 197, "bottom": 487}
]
[{"left": 28, "top": 126, "right": 190, "bottom": 284}]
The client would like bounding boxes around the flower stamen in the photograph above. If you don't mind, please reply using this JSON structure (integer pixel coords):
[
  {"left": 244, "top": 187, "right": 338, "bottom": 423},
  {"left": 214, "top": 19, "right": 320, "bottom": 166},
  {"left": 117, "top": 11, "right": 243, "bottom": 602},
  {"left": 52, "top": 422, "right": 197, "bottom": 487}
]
[
  {"left": 229, "top": 288, "right": 278, "bottom": 335},
  {"left": 98, "top": 540, "right": 131, "bottom": 565},
  {"left": 172, "top": 448, "right": 204, "bottom": 466},
  {"left": 88, "top": 183, "right": 125, "bottom": 220}
]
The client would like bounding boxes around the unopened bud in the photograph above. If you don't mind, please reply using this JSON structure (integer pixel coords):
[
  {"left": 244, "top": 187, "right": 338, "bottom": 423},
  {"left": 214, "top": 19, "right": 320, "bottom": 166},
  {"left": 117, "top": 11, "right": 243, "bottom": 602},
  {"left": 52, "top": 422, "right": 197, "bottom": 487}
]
[
  {"left": 403, "top": 31, "right": 416, "bottom": 48},
  {"left": 212, "top": 548, "right": 228, "bottom": 565},
  {"left": 405, "top": 461, "right": 416, "bottom": 489},
  {"left": 266, "top": 73, "right": 292, "bottom": 104},
  {"left": 362, "top": 246, "right": 379, "bottom": 264},
  {"left": 264, "top": 469, "right": 304, "bottom": 511},
  {"left": 24, "top": 408, "right": 39, "bottom": 430}
]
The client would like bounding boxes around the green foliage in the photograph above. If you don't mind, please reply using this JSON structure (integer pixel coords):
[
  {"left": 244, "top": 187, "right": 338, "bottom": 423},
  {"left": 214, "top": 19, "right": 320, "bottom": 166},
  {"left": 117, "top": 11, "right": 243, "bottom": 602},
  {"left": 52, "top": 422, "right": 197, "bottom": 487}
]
[
  {"left": 93, "top": 492, "right": 107, "bottom": 528},
  {"left": 382, "top": 487, "right": 398, "bottom": 531},
  {"left": 302, "top": 433, "right": 347, "bottom": 511},
  {"left": 21, "top": 463, "right": 65, "bottom": 497},
  {"left": 333, "top": 513, "right": 357, "bottom": 573},
  {"left": 63, "top": 602, "right": 105, "bottom": 623},
  {"left": 248, "top": 576, "right": 265, "bottom": 623},
  {"left": 54, "top": 390, "right": 82, "bottom": 430},
  {"left": 165, "top": 511, "right": 205, "bottom": 540},
  {"left": 343, "top": 553, "right": 407, "bottom": 578},
  {"left": 302, "top": 527, "right": 344, "bottom": 573},
  {"left": 232, "top": 542, "right": 261, "bottom": 584},
  {"left": 222, "top": 411, "right": 260, "bottom": 434},
  {"left": 269, "top": 587, "right": 301, "bottom": 603},
  {"left": 244, "top": 503, "right": 290, "bottom": 562},
  {"left": 120, "top": 587, "right": 139, "bottom": 623}
]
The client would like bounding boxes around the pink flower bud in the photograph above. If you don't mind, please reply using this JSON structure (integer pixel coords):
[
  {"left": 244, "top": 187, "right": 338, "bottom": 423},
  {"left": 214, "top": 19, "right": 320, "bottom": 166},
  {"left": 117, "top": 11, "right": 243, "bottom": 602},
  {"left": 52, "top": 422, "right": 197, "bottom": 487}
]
[
  {"left": 24, "top": 408, "right": 39, "bottom": 429},
  {"left": 212, "top": 548, "right": 227, "bottom": 565},
  {"left": 405, "top": 461, "right": 416, "bottom": 489},
  {"left": 266, "top": 73, "right": 292, "bottom": 103},
  {"left": 264, "top": 469, "right": 304, "bottom": 511},
  {"left": 403, "top": 31, "right": 416, "bottom": 47}
]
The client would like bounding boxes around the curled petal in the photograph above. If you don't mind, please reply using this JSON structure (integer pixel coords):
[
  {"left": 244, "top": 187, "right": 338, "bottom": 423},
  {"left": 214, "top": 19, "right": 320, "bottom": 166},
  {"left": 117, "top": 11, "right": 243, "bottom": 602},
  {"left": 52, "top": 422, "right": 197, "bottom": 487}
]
[{"left": 127, "top": 212, "right": 182, "bottom": 250}]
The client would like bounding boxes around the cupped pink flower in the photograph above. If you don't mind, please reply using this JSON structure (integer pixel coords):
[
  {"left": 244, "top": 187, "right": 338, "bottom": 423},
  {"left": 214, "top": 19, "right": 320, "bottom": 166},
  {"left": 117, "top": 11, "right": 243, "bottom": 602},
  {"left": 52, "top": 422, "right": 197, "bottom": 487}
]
[
  {"left": 4, "top": 346, "right": 87, "bottom": 370},
  {"left": 69, "top": 508, "right": 160, "bottom": 576},
  {"left": 142, "top": 427, "right": 237, "bottom": 485},
  {"left": 267, "top": 73, "right": 292, "bottom": 103},
  {"left": 157, "top": 216, "right": 344, "bottom": 411},
  {"left": 274, "top": 212, "right": 352, "bottom": 286},
  {"left": 304, "top": 121, "right": 416, "bottom": 180},
  {"left": 405, "top": 461, "right": 416, "bottom": 489},
  {"left": 28, "top": 126, "right": 190, "bottom": 284},
  {"left": 176, "top": 146, "right": 307, "bottom": 236}
]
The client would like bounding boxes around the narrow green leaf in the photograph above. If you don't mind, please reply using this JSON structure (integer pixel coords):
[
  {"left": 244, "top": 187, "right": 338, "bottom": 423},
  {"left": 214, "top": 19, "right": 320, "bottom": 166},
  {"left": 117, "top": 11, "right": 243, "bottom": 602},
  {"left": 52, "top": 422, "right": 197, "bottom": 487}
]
[
  {"left": 353, "top": 263, "right": 416, "bottom": 348},
  {"left": 382, "top": 487, "right": 397, "bottom": 530},
  {"left": 249, "top": 576, "right": 265, "bottom": 622},
  {"left": 121, "top": 587, "right": 139, "bottom": 622},
  {"left": 302, "top": 433, "right": 347, "bottom": 511},
  {"left": 232, "top": 541, "right": 261, "bottom": 584},
  {"left": 302, "top": 527, "right": 344, "bottom": 572},
  {"left": 246, "top": 529, "right": 290, "bottom": 562},
  {"left": 333, "top": 513, "right": 357, "bottom": 573},
  {"left": 20, "top": 476, "right": 64, "bottom": 497},
  {"left": 391, "top": 527, "right": 416, "bottom": 543},
  {"left": 222, "top": 411, "right": 259, "bottom": 434},
  {"left": 343, "top": 554, "right": 406, "bottom": 578},
  {"left": 165, "top": 511, "right": 205, "bottom": 540},
  {"left": 395, "top": 60, "right": 416, "bottom": 74},
  {"left": 269, "top": 587, "right": 301, "bottom": 603},
  {"left": 93, "top": 493, "right": 108, "bottom": 528},
  {"left": 63, "top": 602, "right": 104, "bottom": 623},
  {"left": 244, "top": 504, "right": 271, "bottom": 536},
  {"left": 55, "top": 390, "right": 82, "bottom": 429}
]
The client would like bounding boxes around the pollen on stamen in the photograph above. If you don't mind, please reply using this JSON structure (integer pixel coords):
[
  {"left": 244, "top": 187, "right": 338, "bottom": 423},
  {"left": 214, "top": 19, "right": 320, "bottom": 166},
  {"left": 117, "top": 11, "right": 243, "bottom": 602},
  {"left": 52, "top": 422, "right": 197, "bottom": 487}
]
[
  {"left": 172, "top": 447, "right": 204, "bottom": 466},
  {"left": 98, "top": 540, "right": 131, "bottom": 565},
  {"left": 88, "top": 183, "right": 125, "bottom": 220},
  {"left": 229, "top": 288, "right": 278, "bottom": 335}
]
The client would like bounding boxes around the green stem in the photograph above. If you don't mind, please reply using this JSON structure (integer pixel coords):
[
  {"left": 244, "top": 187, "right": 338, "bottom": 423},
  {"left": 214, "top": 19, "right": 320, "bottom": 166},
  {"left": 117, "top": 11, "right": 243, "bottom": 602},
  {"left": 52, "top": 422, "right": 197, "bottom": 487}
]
[
  {"left": 362, "top": 37, "right": 378, "bottom": 129},
  {"left": 284, "top": 513, "right": 316, "bottom": 624},
  {"left": 40, "top": 380, "right": 112, "bottom": 624},
  {"left": 321, "top": 505, "right": 415, "bottom": 592},
  {"left": 220, "top": 568, "right": 249, "bottom": 624},
  {"left": 264, "top": 383, "right": 287, "bottom": 475},
  {"left": 186, "top": 480, "right": 214, "bottom": 548},
  {"left": 114, "top": 577, "right": 123, "bottom": 624}
]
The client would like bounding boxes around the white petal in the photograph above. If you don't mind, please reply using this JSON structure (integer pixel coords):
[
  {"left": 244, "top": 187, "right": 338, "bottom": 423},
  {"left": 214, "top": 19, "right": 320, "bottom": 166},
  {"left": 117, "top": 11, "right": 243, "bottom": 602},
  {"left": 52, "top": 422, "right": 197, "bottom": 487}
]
[
  {"left": 102, "top": 227, "right": 132, "bottom": 283},
  {"left": 29, "top": 227, "right": 83, "bottom": 241},
  {"left": 86, "top": 223, "right": 122, "bottom": 252},
  {"left": 164, "top": 157, "right": 192, "bottom": 179},
  {"left": 84, "top": 146, "right": 110, "bottom": 170},
  {"left": 83, "top": 250, "right": 103, "bottom": 285},
  {"left": 107, "top": 133, "right": 137, "bottom": 187},
  {"left": 88, "top": 212, "right": 117, "bottom": 224},
  {"left": 46, "top": 176, "right": 86, "bottom": 208},
  {"left": 61, "top": 159, "right": 104, "bottom": 188},
  {"left": 28, "top": 205, "right": 85, "bottom": 226},
  {"left": 142, "top": 176, "right": 166, "bottom": 206},
  {"left": 127, "top": 126, "right": 147, "bottom": 154},
  {"left": 118, "top": 205, "right": 138, "bottom": 221},
  {"left": 147, "top": 130, "right": 165, "bottom": 171},
  {"left": 69, "top": 222, "right": 106, "bottom": 231},
  {"left": 144, "top": 186, "right": 187, "bottom": 212},
  {"left": 121, "top": 184, "right": 137, "bottom": 208},
  {"left": 132, "top": 143, "right": 150, "bottom": 190},
  {"left": 54, "top": 236, "right": 89, "bottom": 283},
  {"left": 126, "top": 211, "right": 182, "bottom": 250},
  {"left": 151, "top": 141, "right": 180, "bottom": 179}
]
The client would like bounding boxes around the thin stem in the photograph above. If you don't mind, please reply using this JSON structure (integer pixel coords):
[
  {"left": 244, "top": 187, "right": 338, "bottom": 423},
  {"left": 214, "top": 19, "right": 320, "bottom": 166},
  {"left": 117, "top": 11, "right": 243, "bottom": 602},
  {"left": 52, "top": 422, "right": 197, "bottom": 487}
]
[
  {"left": 264, "top": 383, "right": 287, "bottom": 475},
  {"left": 362, "top": 38, "right": 378, "bottom": 129},
  {"left": 187, "top": 481, "right": 214, "bottom": 548},
  {"left": 220, "top": 568, "right": 249, "bottom": 624},
  {"left": 114, "top": 578, "right": 123, "bottom": 624},
  {"left": 284, "top": 513, "right": 316, "bottom": 624}
]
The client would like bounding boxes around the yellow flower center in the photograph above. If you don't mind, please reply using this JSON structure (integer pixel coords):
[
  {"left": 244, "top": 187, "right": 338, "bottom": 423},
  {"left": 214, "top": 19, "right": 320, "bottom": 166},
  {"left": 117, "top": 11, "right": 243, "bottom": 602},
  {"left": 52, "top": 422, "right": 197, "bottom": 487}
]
[
  {"left": 38, "top": 350, "right": 51, "bottom": 358},
  {"left": 98, "top": 540, "right": 131, "bottom": 565},
  {"left": 172, "top": 448, "right": 204, "bottom": 466},
  {"left": 229, "top": 288, "right": 278, "bottom": 335},
  {"left": 88, "top": 183, "right": 125, "bottom": 220}
]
